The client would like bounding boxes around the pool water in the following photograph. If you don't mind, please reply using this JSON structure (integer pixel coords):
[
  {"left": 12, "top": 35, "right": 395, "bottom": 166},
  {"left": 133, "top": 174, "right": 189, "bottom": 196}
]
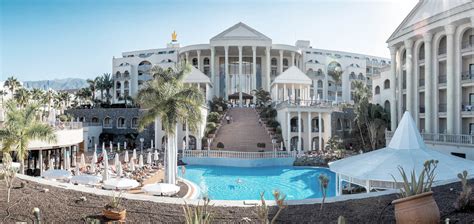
[{"left": 179, "top": 165, "right": 336, "bottom": 200}]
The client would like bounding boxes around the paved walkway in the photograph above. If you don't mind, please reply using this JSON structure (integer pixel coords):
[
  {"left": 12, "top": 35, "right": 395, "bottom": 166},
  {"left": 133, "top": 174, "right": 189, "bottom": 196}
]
[{"left": 211, "top": 108, "right": 274, "bottom": 151}]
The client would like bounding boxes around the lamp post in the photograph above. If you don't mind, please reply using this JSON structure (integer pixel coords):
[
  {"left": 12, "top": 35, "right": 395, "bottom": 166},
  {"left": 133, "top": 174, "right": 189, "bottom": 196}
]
[{"left": 139, "top": 138, "right": 144, "bottom": 155}]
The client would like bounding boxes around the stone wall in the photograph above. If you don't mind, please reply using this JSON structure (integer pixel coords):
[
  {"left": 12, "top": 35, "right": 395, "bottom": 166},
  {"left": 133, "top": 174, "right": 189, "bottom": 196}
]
[{"left": 66, "top": 108, "right": 154, "bottom": 148}]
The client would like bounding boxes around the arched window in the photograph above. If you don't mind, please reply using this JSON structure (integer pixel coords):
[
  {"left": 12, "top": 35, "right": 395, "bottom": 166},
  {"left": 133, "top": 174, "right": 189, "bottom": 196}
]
[
  {"left": 124, "top": 81, "right": 129, "bottom": 89},
  {"left": 91, "top": 117, "right": 99, "bottom": 123},
  {"left": 131, "top": 117, "right": 138, "bottom": 128},
  {"left": 115, "top": 71, "right": 121, "bottom": 79},
  {"left": 283, "top": 58, "right": 289, "bottom": 67},
  {"left": 317, "top": 80, "right": 323, "bottom": 88},
  {"left": 192, "top": 58, "right": 198, "bottom": 68},
  {"left": 375, "top": 86, "right": 381, "bottom": 94},
  {"left": 183, "top": 135, "right": 197, "bottom": 150},
  {"left": 271, "top": 58, "right": 278, "bottom": 76},
  {"left": 384, "top": 79, "right": 390, "bottom": 89},
  {"left": 336, "top": 119, "right": 343, "bottom": 131},
  {"left": 290, "top": 117, "right": 304, "bottom": 132},
  {"left": 358, "top": 73, "right": 364, "bottom": 80},
  {"left": 418, "top": 43, "right": 425, "bottom": 60},
  {"left": 312, "top": 137, "right": 324, "bottom": 151},
  {"left": 116, "top": 81, "right": 121, "bottom": 89},
  {"left": 123, "top": 71, "right": 130, "bottom": 78},
  {"left": 103, "top": 117, "right": 112, "bottom": 128},
  {"left": 438, "top": 36, "right": 447, "bottom": 55},
  {"left": 317, "top": 69, "right": 323, "bottom": 76},
  {"left": 350, "top": 72, "right": 356, "bottom": 80},
  {"left": 117, "top": 117, "right": 126, "bottom": 128},
  {"left": 344, "top": 119, "right": 351, "bottom": 130},
  {"left": 138, "top": 60, "right": 151, "bottom": 66},
  {"left": 384, "top": 100, "right": 391, "bottom": 113},
  {"left": 203, "top": 57, "right": 210, "bottom": 76}
]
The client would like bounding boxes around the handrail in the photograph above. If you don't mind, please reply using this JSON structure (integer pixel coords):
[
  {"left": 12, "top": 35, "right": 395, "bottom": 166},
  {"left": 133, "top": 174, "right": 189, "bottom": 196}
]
[
  {"left": 386, "top": 130, "right": 474, "bottom": 146},
  {"left": 182, "top": 150, "right": 297, "bottom": 159},
  {"left": 49, "top": 121, "right": 83, "bottom": 130}
]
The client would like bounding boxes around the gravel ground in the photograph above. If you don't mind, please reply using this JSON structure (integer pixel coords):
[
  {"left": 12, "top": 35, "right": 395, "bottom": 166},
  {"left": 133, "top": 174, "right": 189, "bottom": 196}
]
[{"left": 0, "top": 178, "right": 473, "bottom": 223}]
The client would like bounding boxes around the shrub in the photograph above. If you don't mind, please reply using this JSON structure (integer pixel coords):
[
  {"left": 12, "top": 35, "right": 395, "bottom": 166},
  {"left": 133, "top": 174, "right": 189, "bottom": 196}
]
[
  {"left": 205, "top": 122, "right": 217, "bottom": 135},
  {"left": 257, "top": 143, "right": 266, "bottom": 148},
  {"left": 216, "top": 142, "right": 224, "bottom": 149},
  {"left": 183, "top": 198, "right": 214, "bottom": 224},
  {"left": 454, "top": 170, "right": 472, "bottom": 211},
  {"left": 269, "top": 120, "right": 280, "bottom": 129},
  {"left": 207, "top": 112, "right": 220, "bottom": 123}
]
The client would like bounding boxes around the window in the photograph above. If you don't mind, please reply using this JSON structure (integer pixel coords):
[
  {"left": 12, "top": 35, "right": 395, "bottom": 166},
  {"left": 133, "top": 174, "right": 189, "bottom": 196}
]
[
  {"left": 358, "top": 73, "right": 364, "bottom": 80},
  {"left": 115, "top": 71, "right": 121, "bottom": 79},
  {"left": 117, "top": 117, "right": 126, "bottom": 128},
  {"left": 124, "top": 81, "right": 129, "bottom": 89},
  {"left": 384, "top": 79, "right": 390, "bottom": 89},
  {"left": 103, "top": 117, "right": 112, "bottom": 128},
  {"left": 192, "top": 58, "right": 198, "bottom": 68},
  {"left": 271, "top": 58, "right": 277, "bottom": 76},
  {"left": 123, "top": 71, "right": 130, "bottom": 78},
  {"left": 317, "top": 80, "right": 323, "bottom": 88},
  {"left": 91, "top": 117, "right": 99, "bottom": 123},
  {"left": 131, "top": 117, "right": 138, "bottom": 128},
  {"left": 375, "top": 86, "right": 381, "bottom": 94},
  {"left": 203, "top": 57, "right": 210, "bottom": 76},
  {"left": 350, "top": 72, "right": 356, "bottom": 80}
]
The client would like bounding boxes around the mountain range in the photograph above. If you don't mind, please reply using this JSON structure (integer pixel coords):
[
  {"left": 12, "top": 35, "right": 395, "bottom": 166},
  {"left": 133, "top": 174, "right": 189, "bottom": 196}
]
[{"left": 23, "top": 78, "right": 88, "bottom": 90}]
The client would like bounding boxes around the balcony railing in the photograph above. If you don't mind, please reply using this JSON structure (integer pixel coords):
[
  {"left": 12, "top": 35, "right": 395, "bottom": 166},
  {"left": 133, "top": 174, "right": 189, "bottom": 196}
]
[
  {"left": 461, "top": 71, "right": 474, "bottom": 81},
  {"left": 438, "top": 75, "right": 447, "bottom": 84},
  {"left": 438, "top": 104, "right": 447, "bottom": 112},
  {"left": 462, "top": 102, "right": 474, "bottom": 112},
  {"left": 419, "top": 106, "right": 425, "bottom": 113},
  {"left": 49, "top": 121, "right": 83, "bottom": 130},
  {"left": 461, "top": 41, "right": 473, "bottom": 50},
  {"left": 274, "top": 99, "right": 347, "bottom": 109},
  {"left": 419, "top": 79, "right": 425, "bottom": 87},
  {"left": 386, "top": 130, "right": 474, "bottom": 146},
  {"left": 182, "top": 150, "right": 296, "bottom": 159}
]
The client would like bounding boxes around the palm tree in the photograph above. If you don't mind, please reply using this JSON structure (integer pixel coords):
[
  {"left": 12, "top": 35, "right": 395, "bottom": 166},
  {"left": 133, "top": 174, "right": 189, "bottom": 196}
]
[
  {"left": 86, "top": 78, "right": 97, "bottom": 103},
  {"left": 101, "top": 73, "right": 113, "bottom": 104},
  {"left": 136, "top": 63, "right": 204, "bottom": 184},
  {"left": 30, "top": 88, "right": 44, "bottom": 103},
  {"left": 76, "top": 87, "right": 92, "bottom": 105},
  {"left": 14, "top": 88, "right": 31, "bottom": 108},
  {"left": 331, "top": 68, "right": 342, "bottom": 103},
  {"left": 0, "top": 90, "right": 7, "bottom": 105},
  {"left": 4, "top": 76, "right": 21, "bottom": 95},
  {"left": 0, "top": 100, "right": 57, "bottom": 174}
]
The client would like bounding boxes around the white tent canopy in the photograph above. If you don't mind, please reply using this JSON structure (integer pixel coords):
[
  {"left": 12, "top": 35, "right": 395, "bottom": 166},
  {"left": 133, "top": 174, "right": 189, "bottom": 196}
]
[
  {"left": 142, "top": 183, "right": 180, "bottom": 196},
  {"left": 329, "top": 112, "right": 474, "bottom": 195},
  {"left": 271, "top": 66, "right": 312, "bottom": 85},
  {"left": 183, "top": 66, "right": 212, "bottom": 84}
]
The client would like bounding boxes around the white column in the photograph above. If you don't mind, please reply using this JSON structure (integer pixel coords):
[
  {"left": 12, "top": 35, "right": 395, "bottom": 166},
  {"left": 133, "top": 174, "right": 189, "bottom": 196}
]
[
  {"left": 210, "top": 47, "right": 216, "bottom": 97},
  {"left": 286, "top": 112, "right": 291, "bottom": 150},
  {"left": 323, "top": 73, "right": 328, "bottom": 100},
  {"left": 291, "top": 52, "right": 295, "bottom": 66},
  {"left": 318, "top": 112, "right": 322, "bottom": 151},
  {"left": 446, "top": 25, "right": 456, "bottom": 134},
  {"left": 252, "top": 46, "right": 257, "bottom": 91},
  {"left": 197, "top": 50, "right": 201, "bottom": 70},
  {"left": 404, "top": 39, "right": 414, "bottom": 115},
  {"left": 185, "top": 52, "right": 189, "bottom": 64},
  {"left": 341, "top": 71, "right": 349, "bottom": 102},
  {"left": 224, "top": 46, "right": 229, "bottom": 99},
  {"left": 266, "top": 47, "right": 271, "bottom": 91},
  {"left": 185, "top": 120, "right": 189, "bottom": 150},
  {"left": 39, "top": 149, "right": 43, "bottom": 176},
  {"left": 279, "top": 50, "right": 284, "bottom": 73},
  {"left": 423, "top": 33, "right": 433, "bottom": 133},
  {"left": 389, "top": 46, "right": 398, "bottom": 131},
  {"left": 297, "top": 111, "right": 302, "bottom": 152},
  {"left": 238, "top": 46, "right": 243, "bottom": 107},
  {"left": 283, "top": 83, "right": 287, "bottom": 101},
  {"left": 397, "top": 47, "right": 403, "bottom": 121},
  {"left": 291, "top": 84, "right": 295, "bottom": 102},
  {"left": 275, "top": 84, "right": 279, "bottom": 101},
  {"left": 307, "top": 112, "right": 311, "bottom": 151}
]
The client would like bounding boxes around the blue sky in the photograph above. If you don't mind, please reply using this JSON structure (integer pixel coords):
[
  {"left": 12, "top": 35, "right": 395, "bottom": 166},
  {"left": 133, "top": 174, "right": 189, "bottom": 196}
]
[{"left": 0, "top": 0, "right": 418, "bottom": 81}]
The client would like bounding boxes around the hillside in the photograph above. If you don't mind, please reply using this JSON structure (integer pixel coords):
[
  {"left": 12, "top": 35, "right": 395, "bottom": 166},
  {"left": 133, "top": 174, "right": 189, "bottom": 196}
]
[{"left": 23, "top": 78, "right": 88, "bottom": 90}]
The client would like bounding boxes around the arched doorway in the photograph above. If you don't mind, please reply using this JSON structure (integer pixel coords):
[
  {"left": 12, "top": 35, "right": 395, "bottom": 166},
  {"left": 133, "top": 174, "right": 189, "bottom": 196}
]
[
  {"left": 290, "top": 117, "right": 304, "bottom": 132},
  {"left": 183, "top": 135, "right": 197, "bottom": 150},
  {"left": 290, "top": 136, "right": 304, "bottom": 151},
  {"left": 312, "top": 137, "right": 324, "bottom": 151}
]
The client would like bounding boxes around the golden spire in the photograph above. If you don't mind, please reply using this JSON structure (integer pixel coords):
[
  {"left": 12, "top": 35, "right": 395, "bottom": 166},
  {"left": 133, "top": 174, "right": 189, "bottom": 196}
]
[{"left": 171, "top": 31, "right": 177, "bottom": 42}]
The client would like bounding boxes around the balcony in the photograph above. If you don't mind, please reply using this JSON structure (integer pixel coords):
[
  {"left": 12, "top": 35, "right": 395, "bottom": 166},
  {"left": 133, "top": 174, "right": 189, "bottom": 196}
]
[
  {"left": 438, "top": 104, "right": 447, "bottom": 113},
  {"left": 462, "top": 102, "right": 474, "bottom": 112},
  {"left": 402, "top": 81, "right": 406, "bottom": 89},
  {"left": 438, "top": 75, "right": 447, "bottom": 84},
  {"left": 461, "top": 71, "right": 474, "bottom": 81},
  {"left": 419, "top": 106, "right": 425, "bottom": 113},
  {"left": 386, "top": 130, "right": 474, "bottom": 147},
  {"left": 461, "top": 41, "right": 473, "bottom": 50},
  {"left": 419, "top": 79, "right": 425, "bottom": 87}
]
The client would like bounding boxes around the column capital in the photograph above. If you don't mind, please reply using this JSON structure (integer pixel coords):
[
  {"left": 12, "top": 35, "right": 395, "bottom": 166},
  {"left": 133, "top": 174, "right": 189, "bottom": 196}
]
[
  {"left": 445, "top": 24, "right": 456, "bottom": 36},
  {"left": 224, "top": 45, "right": 229, "bottom": 51},
  {"left": 279, "top": 50, "right": 283, "bottom": 55},
  {"left": 197, "top": 50, "right": 201, "bottom": 54},
  {"left": 251, "top": 45, "right": 256, "bottom": 51},
  {"left": 423, "top": 32, "right": 433, "bottom": 43},
  {"left": 404, "top": 39, "right": 414, "bottom": 49},
  {"left": 210, "top": 46, "right": 215, "bottom": 53},
  {"left": 388, "top": 45, "right": 397, "bottom": 56},
  {"left": 237, "top": 45, "right": 243, "bottom": 51}
]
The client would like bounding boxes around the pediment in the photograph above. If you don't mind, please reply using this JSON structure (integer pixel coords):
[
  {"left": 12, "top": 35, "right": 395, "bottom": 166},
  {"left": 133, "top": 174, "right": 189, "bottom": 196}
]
[
  {"left": 211, "top": 22, "right": 271, "bottom": 41},
  {"left": 387, "top": 0, "right": 472, "bottom": 43}
]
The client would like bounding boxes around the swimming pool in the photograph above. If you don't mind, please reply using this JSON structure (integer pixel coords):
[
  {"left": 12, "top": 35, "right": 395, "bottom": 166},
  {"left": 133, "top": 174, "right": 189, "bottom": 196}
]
[{"left": 179, "top": 165, "right": 336, "bottom": 200}]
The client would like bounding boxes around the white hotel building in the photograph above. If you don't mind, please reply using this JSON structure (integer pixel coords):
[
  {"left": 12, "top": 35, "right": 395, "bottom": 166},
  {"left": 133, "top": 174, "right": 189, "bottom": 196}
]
[
  {"left": 111, "top": 22, "right": 389, "bottom": 151},
  {"left": 377, "top": 0, "right": 474, "bottom": 159}
]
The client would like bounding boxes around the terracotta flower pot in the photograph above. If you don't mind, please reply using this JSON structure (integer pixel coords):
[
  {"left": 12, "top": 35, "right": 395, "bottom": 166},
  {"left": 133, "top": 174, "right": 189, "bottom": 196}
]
[
  {"left": 103, "top": 209, "right": 126, "bottom": 221},
  {"left": 392, "top": 191, "right": 439, "bottom": 224}
]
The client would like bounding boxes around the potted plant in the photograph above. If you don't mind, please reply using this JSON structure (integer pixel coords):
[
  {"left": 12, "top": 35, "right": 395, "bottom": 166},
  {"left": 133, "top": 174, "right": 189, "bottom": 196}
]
[
  {"left": 103, "top": 192, "right": 126, "bottom": 221},
  {"left": 391, "top": 160, "right": 440, "bottom": 224},
  {"left": 216, "top": 142, "right": 225, "bottom": 150}
]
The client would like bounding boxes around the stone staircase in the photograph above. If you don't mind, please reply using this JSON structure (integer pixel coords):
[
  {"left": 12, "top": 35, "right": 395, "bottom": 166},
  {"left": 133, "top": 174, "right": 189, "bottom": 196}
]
[{"left": 211, "top": 108, "right": 274, "bottom": 151}]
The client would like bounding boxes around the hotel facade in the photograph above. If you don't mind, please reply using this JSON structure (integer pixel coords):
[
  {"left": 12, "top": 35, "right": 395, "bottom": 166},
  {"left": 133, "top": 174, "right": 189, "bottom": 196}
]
[
  {"left": 108, "top": 22, "right": 389, "bottom": 152},
  {"left": 378, "top": 0, "right": 474, "bottom": 159}
]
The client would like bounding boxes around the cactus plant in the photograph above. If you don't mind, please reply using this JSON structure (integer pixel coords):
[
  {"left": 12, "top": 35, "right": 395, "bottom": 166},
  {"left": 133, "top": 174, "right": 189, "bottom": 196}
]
[{"left": 454, "top": 170, "right": 473, "bottom": 211}]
